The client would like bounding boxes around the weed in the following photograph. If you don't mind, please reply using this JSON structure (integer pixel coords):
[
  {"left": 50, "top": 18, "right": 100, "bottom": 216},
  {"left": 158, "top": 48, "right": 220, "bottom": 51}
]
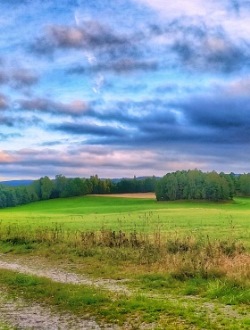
[{"left": 217, "top": 240, "right": 245, "bottom": 256}]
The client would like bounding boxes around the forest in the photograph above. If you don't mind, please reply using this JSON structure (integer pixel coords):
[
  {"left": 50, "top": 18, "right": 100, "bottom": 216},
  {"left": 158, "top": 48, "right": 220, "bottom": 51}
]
[
  {"left": 156, "top": 170, "right": 236, "bottom": 201},
  {"left": 0, "top": 170, "right": 250, "bottom": 208},
  {"left": 0, "top": 174, "right": 157, "bottom": 208}
]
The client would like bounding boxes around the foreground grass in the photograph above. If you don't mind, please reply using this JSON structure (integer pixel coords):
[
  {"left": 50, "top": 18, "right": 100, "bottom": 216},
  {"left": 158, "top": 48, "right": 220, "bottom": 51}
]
[
  {"left": 0, "top": 269, "right": 249, "bottom": 329},
  {"left": 0, "top": 321, "right": 16, "bottom": 330},
  {"left": 132, "top": 274, "right": 250, "bottom": 305},
  {"left": 0, "top": 269, "right": 192, "bottom": 329}
]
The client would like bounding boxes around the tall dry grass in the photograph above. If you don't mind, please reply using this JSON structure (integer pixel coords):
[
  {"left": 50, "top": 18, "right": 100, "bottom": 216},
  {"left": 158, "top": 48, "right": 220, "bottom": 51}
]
[{"left": 0, "top": 222, "right": 249, "bottom": 284}]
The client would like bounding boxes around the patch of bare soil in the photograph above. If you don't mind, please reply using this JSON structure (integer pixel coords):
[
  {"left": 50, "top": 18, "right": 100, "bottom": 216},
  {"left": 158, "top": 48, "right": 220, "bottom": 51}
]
[{"left": 91, "top": 193, "right": 155, "bottom": 199}]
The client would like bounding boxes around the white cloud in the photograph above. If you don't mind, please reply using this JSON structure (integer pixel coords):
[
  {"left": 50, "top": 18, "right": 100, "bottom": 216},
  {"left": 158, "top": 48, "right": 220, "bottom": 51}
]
[
  {"left": 134, "top": 0, "right": 250, "bottom": 41},
  {"left": 134, "top": 0, "right": 215, "bottom": 18}
]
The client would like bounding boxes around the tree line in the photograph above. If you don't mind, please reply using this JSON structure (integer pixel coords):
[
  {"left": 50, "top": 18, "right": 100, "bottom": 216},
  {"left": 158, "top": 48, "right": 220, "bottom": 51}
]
[
  {"left": 0, "top": 175, "right": 157, "bottom": 208},
  {"left": 156, "top": 170, "right": 244, "bottom": 201},
  {"left": 1, "top": 170, "right": 250, "bottom": 208}
]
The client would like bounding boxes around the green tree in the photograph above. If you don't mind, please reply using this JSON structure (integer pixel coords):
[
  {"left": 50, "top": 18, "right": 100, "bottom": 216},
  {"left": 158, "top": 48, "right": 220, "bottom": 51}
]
[
  {"left": 239, "top": 174, "right": 250, "bottom": 196},
  {"left": 40, "top": 176, "right": 53, "bottom": 200}
]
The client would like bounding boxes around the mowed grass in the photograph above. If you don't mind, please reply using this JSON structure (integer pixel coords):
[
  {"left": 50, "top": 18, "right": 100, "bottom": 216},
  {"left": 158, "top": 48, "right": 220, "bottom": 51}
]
[{"left": 0, "top": 195, "right": 249, "bottom": 244}]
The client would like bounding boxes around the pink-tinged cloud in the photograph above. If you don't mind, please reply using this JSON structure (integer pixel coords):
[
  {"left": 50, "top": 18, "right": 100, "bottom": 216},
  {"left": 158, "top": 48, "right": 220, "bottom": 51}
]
[
  {"left": 0, "top": 144, "right": 247, "bottom": 180},
  {"left": 0, "top": 151, "right": 14, "bottom": 163},
  {"left": 0, "top": 94, "right": 8, "bottom": 109},
  {"left": 32, "top": 21, "right": 130, "bottom": 55},
  {"left": 0, "top": 147, "right": 168, "bottom": 179},
  {"left": 49, "top": 25, "right": 85, "bottom": 48},
  {"left": 18, "top": 98, "right": 89, "bottom": 116},
  {"left": 224, "top": 78, "right": 250, "bottom": 96}
]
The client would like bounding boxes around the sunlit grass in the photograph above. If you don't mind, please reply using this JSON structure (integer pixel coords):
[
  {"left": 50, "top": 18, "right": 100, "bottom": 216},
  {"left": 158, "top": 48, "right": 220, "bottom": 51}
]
[{"left": 0, "top": 196, "right": 249, "bottom": 245}]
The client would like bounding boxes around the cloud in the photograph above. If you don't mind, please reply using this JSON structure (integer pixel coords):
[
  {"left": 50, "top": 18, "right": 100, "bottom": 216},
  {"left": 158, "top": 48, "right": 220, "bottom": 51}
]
[
  {"left": 31, "top": 21, "right": 133, "bottom": 56},
  {"left": 229, "top": 0, "right": 240, "bottom": 13},
  {"left": 148, "top": 18, "right": 250, "bottom": 73},
  {"left": 0, "top": 113, "right": 44, "bottom": 128},
  {"left": 0, "top": 94, "right": 8, "bottom": 110},
  {"left": 135, "top": 0, "right": 210, "bottom": 17},
  {"left": 2, "top": 0, "right": 250, "bottom": 179},
  {"left": 223, "top": 77, "right": 250, "bottom": 96},
  {"left": 134, "top": 0, "right": 249, "bottom": 19},
  {"left": 0, "top": 68, "right": 39, "bottom": 89},
  {"left": 226, "top": 0, "right": 250, "bottom": 13},
  {"left": 0, "top": 71, "right": 8, "bottom": 85},
  {"left": 171, "top": 35, "right": 249, "bottom": 73},
  {"left": 31, "top": 12, "right": 250, "bottom": 78},
  {"left": 67, "top": 59, "right": 158, "bottom": 74},
  {"left": 0, "top": 116, "right": 14, "bottom": 127},
  {"left": 172, "top": 85, "right": 250, "bottom": 145},
  {"left": 40, "top": 139, "right": 68, "bottom": 147},
  {"left": 51, "top": 122, "right": 127, "bottom": 137},
  {"left": 0, "top": 151, "right": 14, "bottom": 164},
  {"left": 0, "top": 133, "right": 21, "bottom": 141},
  {"left": 11, "top": 69, "right": 39, "bottom": 88},
  {"left": 82, "top": 99, "right": 177, "bottom": 127},
  {"left": 1, "top": 140, "right": 250, "bottom": 180},
  {"left": 129, "top": 2, "right": 250, "bottom": 74},
  {"left": 0, "top": 147, "right": 159, "bottom": 178},
  {"left": 54, "top": 91, "right": 250, "bottom": 150},
  {"left": 18, "top": 97, "right": 89, "bottom": 117},
  {"left": 48, "top": 99, "right": 183, "bottom": 148}
]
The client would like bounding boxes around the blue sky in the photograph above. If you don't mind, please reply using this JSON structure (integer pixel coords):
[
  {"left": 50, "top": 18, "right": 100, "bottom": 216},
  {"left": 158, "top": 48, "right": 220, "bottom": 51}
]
[{"left": 1, "top": 0, "right": 250, "bottom": 179}]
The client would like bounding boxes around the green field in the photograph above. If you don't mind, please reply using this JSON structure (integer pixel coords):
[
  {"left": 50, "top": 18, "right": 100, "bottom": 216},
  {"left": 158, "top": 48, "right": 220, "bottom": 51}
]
[
  {"left": 0, "top": 195, "right": 250, "bottom": 243},
  {"left": 0, "top": 195, "right": 249, "bottom": 329}
]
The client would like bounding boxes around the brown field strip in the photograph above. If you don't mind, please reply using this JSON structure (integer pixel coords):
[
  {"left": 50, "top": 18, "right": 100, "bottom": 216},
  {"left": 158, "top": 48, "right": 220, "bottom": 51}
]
[{"left": 91, "top": 193, "right": 156, "bottom": 199}]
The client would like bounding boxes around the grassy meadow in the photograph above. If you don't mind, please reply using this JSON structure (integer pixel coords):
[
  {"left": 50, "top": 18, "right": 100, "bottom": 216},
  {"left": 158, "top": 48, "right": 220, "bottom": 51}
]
[
  {"left": 0, "top": 195, "right": 250, "bottom": 241},
  {"left": 0, "top": 194, "right": 249, "bottom": 329}
]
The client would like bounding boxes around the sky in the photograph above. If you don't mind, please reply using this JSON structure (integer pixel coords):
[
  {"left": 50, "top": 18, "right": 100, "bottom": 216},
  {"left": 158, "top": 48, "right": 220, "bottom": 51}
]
[{"left": 1, "top": 0, "right": 250, "bottom": 180}]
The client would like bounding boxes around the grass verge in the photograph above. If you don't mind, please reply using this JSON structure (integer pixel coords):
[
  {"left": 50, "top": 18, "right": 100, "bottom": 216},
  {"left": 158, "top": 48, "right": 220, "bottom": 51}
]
[{"left": 1, "top": 269, "right": 250, "bottom": 329}]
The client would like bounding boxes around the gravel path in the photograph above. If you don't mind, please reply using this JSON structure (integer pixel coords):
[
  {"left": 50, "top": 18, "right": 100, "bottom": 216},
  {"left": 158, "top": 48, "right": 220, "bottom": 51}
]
[
  {"left": 0, "top": 256, "right": 125, "bottom": 329},
  {"left": 0, "top": 295, "right": 106, "bottom": 330},
  {"left": 0, "top": 259, "right": 130, "bottom": 295}
]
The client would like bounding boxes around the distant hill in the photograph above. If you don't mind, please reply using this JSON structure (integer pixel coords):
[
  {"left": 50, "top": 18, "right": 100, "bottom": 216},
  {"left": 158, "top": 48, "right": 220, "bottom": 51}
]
[{"left": 0, "top": 180, "right": 34, "bottom": 187}]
